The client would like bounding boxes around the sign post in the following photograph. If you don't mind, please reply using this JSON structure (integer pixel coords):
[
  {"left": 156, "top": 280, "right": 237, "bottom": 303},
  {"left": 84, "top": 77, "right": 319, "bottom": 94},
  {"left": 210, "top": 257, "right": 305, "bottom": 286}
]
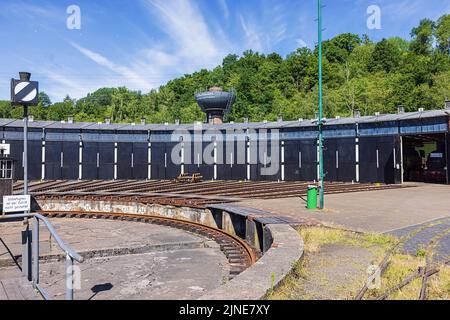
[{"left": 11, "top": 72, "right": 39, "bottom": 280}]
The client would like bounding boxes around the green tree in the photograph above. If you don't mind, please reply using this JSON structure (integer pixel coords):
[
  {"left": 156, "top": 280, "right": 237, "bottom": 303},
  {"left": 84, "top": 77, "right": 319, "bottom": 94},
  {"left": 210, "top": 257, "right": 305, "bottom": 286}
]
[
  {"left": 369, "top": 38, "right": 400, "bottom": 72},
  {"left": 410, "top": 19, "right": 435, "bottom": 55},
  {"left": 435, "top": 14, "right": 450, "bottom": 54}
]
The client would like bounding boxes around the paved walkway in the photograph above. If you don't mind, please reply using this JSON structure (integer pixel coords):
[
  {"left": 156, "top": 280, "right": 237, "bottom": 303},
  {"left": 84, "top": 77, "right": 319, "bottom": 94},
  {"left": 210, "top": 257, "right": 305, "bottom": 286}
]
[
  {"left": 387, "top": 217, "right": 450, "bottom": 263},
  {"left": 240, "top": 183, "right": 450, "bottom": 263},
  {"left": 0, "top": 218, "right": 229, "bottom": 300},
  {"left": 240, "top": 183, "right": 450, "bottom": 233},
  {"left": 0, "top": 267, "right": 39, "bottom": 300}
]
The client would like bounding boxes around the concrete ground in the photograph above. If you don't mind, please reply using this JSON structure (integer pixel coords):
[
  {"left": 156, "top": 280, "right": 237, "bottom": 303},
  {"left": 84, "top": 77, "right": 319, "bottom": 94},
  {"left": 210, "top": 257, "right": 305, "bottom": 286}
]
[
  {"left": 240, "top": 183, "right": 450, "bottom": 233},
  {"left": 0, "top": 218, "right": 229, "bottom": 300}
]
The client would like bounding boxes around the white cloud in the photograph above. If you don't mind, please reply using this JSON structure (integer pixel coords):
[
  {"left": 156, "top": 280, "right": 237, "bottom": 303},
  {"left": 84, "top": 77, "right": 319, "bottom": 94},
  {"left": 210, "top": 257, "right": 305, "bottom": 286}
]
[
  {"left": 141, "top": 0, "right": 226, "bottom": 68},
  {"left": 240, "top": 15, "right": 263, "bottom": 52},
  {"left": 70, "top": 42, "right": 154, "bottom": 90},
  {"left": 39, "top": 69, "right": 88, "bottom": 99},
  {"left": 296, "top": 39, "right": 308, "bottom": 48},
  {"left": 218, "top": 0, "right": 230, "bottom": 20},
  {"left": 66, "top": 0, "right": 231, "bottom": 99}
]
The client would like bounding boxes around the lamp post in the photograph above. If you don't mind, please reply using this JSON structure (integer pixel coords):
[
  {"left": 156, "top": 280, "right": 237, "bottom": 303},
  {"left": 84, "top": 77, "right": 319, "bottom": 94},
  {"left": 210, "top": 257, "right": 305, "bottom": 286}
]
[{"left": 318, "top": 0, "right": 325, "bottom": 209}]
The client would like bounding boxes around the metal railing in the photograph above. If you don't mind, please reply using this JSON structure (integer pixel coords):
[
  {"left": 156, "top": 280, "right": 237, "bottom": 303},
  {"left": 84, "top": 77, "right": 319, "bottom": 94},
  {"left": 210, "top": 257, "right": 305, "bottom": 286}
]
[{"left": 0, "top": 213, "right": 84, "bottom": 300}]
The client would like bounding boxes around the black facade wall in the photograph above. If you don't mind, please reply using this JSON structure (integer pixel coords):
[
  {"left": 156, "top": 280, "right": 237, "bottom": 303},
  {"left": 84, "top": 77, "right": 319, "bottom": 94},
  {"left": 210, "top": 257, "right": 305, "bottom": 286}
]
[
  {"left": 323, "top": 138, "right": 357, "bottom": 183},
  {"left": 117, "top": 142, "right": 133, "bottom": 179},
  {"left": 98, "top": 143, "right": 114, "bottom": 179},
  {"left": 166, "top": 142, "right": 181, "bottom": 180},
  {"left": 447, "top": 132, "right": 450, "bottom": 185},
  {"left": 323, "top": 139, "right": 337, "bottom": 182},
  {"left": 255, "top": 140, "right": 281, "bottom": 181},
  {"left": 150, "top": 142, "right": 165, "bottom": 180},
  {"left": 359, "top": 135, "right": 398, "bottom": 184},
  {"left": 45, "top": 141, "right": 62, "bottom": 180},
  {"left": 218, "top": 141, "right": 246, "bottom": 181},
  {"left": 9, "top": 140, "right": 24, "bottom": 180},
  {"left": 184, "top": 141, "right": 201, "bottom": 177},
  {"left": 62, "top": 141, "right": 79, "bottom": 180},
  {"left": 132, "top": 142, "right": 148, "bottom": 180},
  {"left": 151, "top": 142, "right": 182, "bottom": 180},
  {"left": 3, "top": 119, "right": 447, "bottom": 184},
  {"left": 284, "top": 139, "right": 317, "bottom": 181},
  {"left": 7, "top": 139, "right": 41, "bottom": 180},
  {"left": 82, "top": 142, "right": 98, "bottom": 180},
  {"left": 199, "top": 141, "right": 214, "bottom": 180}
]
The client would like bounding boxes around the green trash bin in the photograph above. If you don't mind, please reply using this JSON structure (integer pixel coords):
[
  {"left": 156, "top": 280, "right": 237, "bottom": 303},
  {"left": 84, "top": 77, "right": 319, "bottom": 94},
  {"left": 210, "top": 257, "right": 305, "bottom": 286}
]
[{"left": 307, "top": 185, "right": 318, "bottom": 210}]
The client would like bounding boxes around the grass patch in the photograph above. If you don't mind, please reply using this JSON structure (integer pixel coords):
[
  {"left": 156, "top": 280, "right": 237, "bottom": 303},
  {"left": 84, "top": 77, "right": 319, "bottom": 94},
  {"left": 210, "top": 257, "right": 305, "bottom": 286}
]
[
  {"left": 266, "top": 258, "right": 309, "bottom": 300},
  {"left": 299, "top": 227, "right": 396, "bottom": 254},
  {"left": 268, "top": 226, "right": 448, "bottom": 300}
]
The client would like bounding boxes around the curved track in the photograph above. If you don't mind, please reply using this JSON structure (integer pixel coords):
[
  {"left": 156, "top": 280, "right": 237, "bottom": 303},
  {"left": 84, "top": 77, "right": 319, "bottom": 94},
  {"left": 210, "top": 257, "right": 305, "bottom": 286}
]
[{"left": 38, "top": 210, "right": 258, "bottom": 279}]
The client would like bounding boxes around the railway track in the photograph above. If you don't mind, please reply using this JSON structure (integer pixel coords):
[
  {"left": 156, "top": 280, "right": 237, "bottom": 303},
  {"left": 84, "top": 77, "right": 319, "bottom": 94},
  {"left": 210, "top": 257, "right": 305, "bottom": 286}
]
[
  {"left": 355, "top": 218, "right": 450, "bottom": 300},
  {"left": 14, "top": 180, "right": 411, "bottom": 202},
  {"left": 38, "top": 210, "right": 259, "bottom": 280}
]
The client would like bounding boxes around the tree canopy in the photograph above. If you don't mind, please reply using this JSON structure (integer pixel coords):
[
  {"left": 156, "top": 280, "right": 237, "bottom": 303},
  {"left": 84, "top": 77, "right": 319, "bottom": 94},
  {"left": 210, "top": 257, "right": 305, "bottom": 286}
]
[{"left": 1, "top": 14, "right": 449, "bottom": 124}]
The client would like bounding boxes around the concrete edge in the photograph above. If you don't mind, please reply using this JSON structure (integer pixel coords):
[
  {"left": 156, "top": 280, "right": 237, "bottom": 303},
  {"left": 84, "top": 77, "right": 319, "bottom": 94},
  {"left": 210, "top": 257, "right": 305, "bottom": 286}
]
[
  {"left": 34, "top": 198, "right": 305, "bottom": 300},
  {"left": 198, "top": 224, "right": 304, "bottom": 300}
]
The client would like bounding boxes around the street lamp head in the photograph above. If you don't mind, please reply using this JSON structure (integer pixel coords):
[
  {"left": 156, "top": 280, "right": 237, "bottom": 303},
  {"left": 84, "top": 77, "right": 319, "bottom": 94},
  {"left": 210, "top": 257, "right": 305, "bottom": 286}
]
[{"left": 19, "top": 72, "right": 31, "bottom": 81}]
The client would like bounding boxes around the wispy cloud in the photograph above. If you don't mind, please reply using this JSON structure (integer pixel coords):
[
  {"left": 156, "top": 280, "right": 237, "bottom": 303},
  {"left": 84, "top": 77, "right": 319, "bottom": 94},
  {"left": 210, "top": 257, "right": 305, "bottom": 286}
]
[
  {"left": 66, "top": 0, "right": 231, "bottom": 97},
  {"left": 70, "top": 42, "right": 154, "bottom": 90},
  {"left": 38, "top": 68, "right": 90, "bottom": 100},
  {"left": 141, "top": 0, "right": 226, "bottom": 68},
  {"left": 0, "top": 1, "right": 61, "bottom": 20},
  {"left": 383, "top": 0, "right": 423, "bottom": 20},
  {"left": 218, "top": 0, "right": 230, "bottom": 20},
  {"left": 239, "top": 15, "right": 263, "bottom": 52},
  {"left": 296, "top": 39, "right": 308, "bottom": 48},
  {"left": 239, "top": 1, "right": 291, "bottom": 53}
]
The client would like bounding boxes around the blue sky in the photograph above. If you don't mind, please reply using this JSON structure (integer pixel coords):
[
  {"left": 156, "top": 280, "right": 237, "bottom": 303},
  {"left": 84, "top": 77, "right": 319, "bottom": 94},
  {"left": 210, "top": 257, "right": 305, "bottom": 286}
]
[{"left": 0, "top": 0, "right": 448, "bottom": 102}]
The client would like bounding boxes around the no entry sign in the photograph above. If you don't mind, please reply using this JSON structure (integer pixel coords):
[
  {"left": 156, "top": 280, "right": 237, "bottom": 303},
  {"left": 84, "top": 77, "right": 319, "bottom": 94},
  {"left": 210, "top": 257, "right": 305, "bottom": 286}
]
[{"left": 11, "top": 79, "right": 39, "bottom": 106}]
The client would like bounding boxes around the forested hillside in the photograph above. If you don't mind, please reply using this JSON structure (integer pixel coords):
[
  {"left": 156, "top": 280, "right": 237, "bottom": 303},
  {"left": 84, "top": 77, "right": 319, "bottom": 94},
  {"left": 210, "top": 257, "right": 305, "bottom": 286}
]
[{"left": 1, "top": 14, "right": 449, "bottom": 124}]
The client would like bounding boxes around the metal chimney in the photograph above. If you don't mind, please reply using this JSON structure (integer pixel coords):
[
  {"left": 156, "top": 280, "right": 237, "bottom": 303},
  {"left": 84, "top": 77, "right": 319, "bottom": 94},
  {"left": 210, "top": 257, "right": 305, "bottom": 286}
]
[
  {"left": 68, "top": 116, "right": 74, "bottom": 124},
  {"left": 353, "top": 110, "right": 361, "bottom": 118},
  {"left": 141, "top": 117, "right": 146, "bottom": 125},
  {"left": 397, "top": 105, "right": 405, "bottom": 114},
  {"left": 105, "top": 117, "right": 111, "bottom": 125},
  {"left": 445, "top": 99, "right": 450, "bottom": 109}
]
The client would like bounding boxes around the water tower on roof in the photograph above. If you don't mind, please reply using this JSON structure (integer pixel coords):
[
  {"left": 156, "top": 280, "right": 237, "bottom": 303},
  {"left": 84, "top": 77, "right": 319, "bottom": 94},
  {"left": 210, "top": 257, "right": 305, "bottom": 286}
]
[{"left": 195, "top": 86, "right": 236, "bottom": 124}]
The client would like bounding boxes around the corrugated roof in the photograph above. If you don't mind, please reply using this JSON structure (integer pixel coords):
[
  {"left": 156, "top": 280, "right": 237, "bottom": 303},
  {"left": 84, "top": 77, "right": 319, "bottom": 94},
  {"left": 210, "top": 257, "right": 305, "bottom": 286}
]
[
  {"left": 0, "top": 109, "right": 448, "bottom": 131},
  {"left": 45, "top": 121, "right": 92, "bottom": 130}
]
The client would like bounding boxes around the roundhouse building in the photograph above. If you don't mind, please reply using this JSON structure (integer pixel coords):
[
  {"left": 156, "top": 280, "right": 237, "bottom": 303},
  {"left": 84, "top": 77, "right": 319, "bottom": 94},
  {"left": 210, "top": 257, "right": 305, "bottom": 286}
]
[{"left": 0, "top": 107, "right": 449, "bottom": 185}]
